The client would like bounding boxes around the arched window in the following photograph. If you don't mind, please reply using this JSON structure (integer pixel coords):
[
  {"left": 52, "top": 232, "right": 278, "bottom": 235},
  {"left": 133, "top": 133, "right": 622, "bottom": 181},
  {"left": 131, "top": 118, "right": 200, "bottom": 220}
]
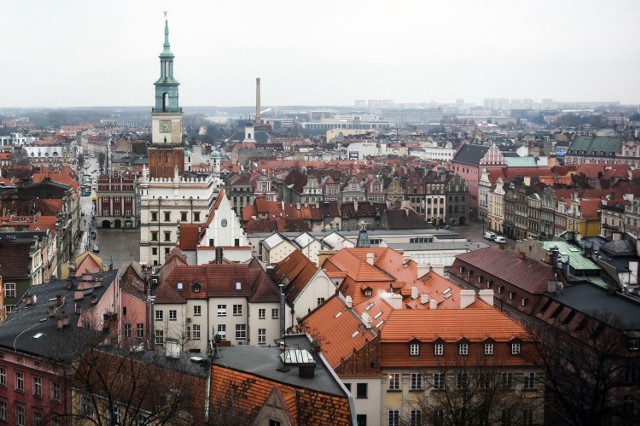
[{"left": 162, "top": 93, "right": 168, "bottom": 111}]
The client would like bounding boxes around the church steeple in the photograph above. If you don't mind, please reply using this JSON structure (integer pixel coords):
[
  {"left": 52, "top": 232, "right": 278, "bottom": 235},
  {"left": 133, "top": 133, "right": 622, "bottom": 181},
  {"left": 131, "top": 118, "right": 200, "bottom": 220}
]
[{"left": 154, "top": 16, "right": 180, "bottom": 113}]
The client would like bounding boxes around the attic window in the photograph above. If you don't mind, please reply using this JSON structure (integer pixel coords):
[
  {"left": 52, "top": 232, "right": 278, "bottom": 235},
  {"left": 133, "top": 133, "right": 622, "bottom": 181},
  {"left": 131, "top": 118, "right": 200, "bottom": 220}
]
[
  {"left": 477, "top": 275, "right": 483, "bottom": 283},
  {"left": 374, "top": 312, "right": 382, "bottom": 319},
  {"left": 365, "top": 303, "right": 374, "bottom": 311},
  {"left": 352, "top": 331, "right": 359, "bottom": 338},
  {"left": 364, "top": 290, "right": 372, "bottom": 297},
  {"left": 376, "top": 320, "right": 385, "bottom": 328},
  {"left": 509, "top": 291, "right": 515, "bottom": 300},
  {"left": 497, "top": 285, "right": 504, "bottom": 294},
  {"left": 521, "top": 297, "right": 528, "bottom": 307},
  {"left": 467, "top": 270, "right": 472, "bottom": 278},
  {"left": 236, "top": 282, "right": 242, "bottom": 291},
  {"left": 486, "top": 279, "right": 492, "bottom": 289},
  {"left": 192, "top": 282, "right": 201, "bottom": 293},
  {"left": 177, "top": 282, "right": 183, "bottom": 290},
  {"left": 459, "top": 266, "right": 465, "bottom": 274}
]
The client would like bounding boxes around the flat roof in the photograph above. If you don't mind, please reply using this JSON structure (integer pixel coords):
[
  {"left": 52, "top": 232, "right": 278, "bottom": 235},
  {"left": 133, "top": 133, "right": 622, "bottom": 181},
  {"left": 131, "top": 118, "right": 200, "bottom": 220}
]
[{"left": 212, "top": 334, "right": 346, "bottom": 397}]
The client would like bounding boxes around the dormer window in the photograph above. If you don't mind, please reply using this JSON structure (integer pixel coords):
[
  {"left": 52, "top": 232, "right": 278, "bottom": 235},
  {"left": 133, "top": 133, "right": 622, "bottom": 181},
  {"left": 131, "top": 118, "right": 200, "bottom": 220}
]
[
  {"left": 434, "top": 342, "right": 444, "bottom": 356},
  {"left": 509, "top": 291, "right": 515, "bottom": 300},
  {"left": 467, "top": 270, "right": 472, "bottom": 278},
  {"left": 486, "top": 279, "right": 492, "bottom": 289},
  {"left": 192, "top": 282, "right": 201, "bottom": 293},
  {"left": 511, "top": 342, "right": 521, "bottom": 355},
  {"left": 521, "top": 297, "right": 528, "bottom": 307},
  {"left": 459, "top": 266, "right": 465, "bottom": 274},
  {"left": 497, "top": 285, "right": 504, "bottom": 294},
  {"left": 458, "top": 342, "right": 469, "bottom": 356},
  {"left": 409, "top": 343, "right": 420, "bottom": 356},
  {"left": 630, "top": 338, "right": 639, "bottom": 351},
  {"left": 477, "top": 275, "right": 483, "bottom": 284},
  {"left": 364, "top": 289, "right": 372, "bottom": 297}
]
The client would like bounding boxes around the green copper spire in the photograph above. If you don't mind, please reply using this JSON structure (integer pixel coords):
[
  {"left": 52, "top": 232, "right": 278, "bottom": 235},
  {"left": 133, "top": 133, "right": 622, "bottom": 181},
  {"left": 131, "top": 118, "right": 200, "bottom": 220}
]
[
  {"left": 154, "top": 14, "right": 180, "bottom": 113},
  {"left": 356, "top": 222, "right": 370, "bottom": 248},
  {"left": 161, "top": 18, "right": 173, "bottom": 58}
]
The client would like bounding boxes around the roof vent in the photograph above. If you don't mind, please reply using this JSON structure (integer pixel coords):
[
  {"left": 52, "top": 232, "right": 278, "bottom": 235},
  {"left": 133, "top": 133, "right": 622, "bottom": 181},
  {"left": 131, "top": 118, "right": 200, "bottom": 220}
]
[{"left": 345, "top": 296, "right": 353, "bottom": 309}]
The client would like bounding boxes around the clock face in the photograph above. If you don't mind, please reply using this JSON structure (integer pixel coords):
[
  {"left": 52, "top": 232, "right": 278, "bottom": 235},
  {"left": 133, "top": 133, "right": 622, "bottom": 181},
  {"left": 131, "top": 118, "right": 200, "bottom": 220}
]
[{"left": 160, "top": 120, "right": 171, "bottom": 133}]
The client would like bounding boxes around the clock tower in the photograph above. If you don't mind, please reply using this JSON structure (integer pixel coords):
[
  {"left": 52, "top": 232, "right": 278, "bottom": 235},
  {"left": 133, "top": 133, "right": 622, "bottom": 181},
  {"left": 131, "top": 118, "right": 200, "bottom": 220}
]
[{"left": 149, "top": 18, "right": 184, "bottom": 178}]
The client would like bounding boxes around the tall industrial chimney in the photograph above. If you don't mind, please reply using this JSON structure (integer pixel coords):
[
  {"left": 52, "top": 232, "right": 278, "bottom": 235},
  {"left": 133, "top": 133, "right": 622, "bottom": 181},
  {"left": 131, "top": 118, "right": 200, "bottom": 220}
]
[{"left": 256, "top": 77, "right": 261, "bottom": 125}]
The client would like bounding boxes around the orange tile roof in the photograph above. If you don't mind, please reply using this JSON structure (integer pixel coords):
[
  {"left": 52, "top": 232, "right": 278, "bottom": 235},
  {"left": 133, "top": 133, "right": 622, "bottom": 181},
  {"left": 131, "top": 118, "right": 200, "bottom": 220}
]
[
  {"left": 272, "top": 250, "right": 319, "bottom": 305},
  {"left": 298, "top": 295, "right": 377, "bottom": 368},
  {"left": 210, "top": 365, "right": 352, "bottom": 425},
  {"left": 178, "top": 223, "right": 200, "bottom": 250}
]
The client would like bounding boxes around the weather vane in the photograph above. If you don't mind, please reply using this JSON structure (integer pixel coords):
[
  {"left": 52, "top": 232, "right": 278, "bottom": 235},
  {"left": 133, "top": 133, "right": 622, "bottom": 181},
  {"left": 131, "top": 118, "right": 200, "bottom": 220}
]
[{"left": 164, "top": 11, "right": 167, "bottom": 18}]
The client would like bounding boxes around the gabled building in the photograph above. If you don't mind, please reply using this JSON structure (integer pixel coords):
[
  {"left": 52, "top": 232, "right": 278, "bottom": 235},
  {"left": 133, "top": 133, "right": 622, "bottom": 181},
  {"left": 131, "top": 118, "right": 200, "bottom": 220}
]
[
  {"left": 95, "top": 171, "right": 137, "bottom": 229},
  {"left": 151, "top": 259, "right": 283, "bottom": 352},
  {"left": 564, "top": 135, "right": 640, "bottom": 168}
]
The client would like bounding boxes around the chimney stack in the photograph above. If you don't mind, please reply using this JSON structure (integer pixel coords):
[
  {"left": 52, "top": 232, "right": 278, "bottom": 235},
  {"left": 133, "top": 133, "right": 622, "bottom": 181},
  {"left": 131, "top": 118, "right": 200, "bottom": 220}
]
[
  {"left": 420, "top": 294, "right": 429, "bottom": 305},
  {"left": 256, "top": 77, "right": 261, "bottom": 124},
  {"left": 411, "top": 286, "right": 419, "bottom": 300},
  {"left": 382, "top": 292, "right": 402, "bottom": 309},
  {"left": 429, "top": 298, "right": 438, "bottom": 310},
  {"left": 345, "top": 295, "right": 353, "bottom": 309},
  {"left": 460, "top": 289, "right": 476, "bottom": 309},
  {"left": 366, "top": 252, "right": 375, "bottom": 266},
  {"left": 478, "top": 289, "right": 494, "bottom": 306},
  {"left": 362, "top": 312, "right": 372, "bottom": 329}
]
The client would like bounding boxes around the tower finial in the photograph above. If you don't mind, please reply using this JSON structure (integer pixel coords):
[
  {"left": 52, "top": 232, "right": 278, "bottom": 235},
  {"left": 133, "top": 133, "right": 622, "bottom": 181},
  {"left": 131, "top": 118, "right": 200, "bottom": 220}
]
[{"left": 162, "top": 13, "right": 171, "bottom": 53}]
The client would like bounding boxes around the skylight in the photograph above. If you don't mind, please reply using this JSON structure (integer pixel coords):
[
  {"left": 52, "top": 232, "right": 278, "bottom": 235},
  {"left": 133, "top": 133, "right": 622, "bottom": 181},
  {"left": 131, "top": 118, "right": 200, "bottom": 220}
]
[
  {"left": 351, "top": 331, "right": 359, "bottom": 338},
  {"left": 376, "top": 320, "right": 385, "bottom": 328},
  {"left": 365, "top": 303, "right": 374, "bottom": 311},
  {"left": 33, "top": 333, "right": 44, "bottom": 339},
  {"left": 374, "top": 311, "right": 383, "bottom": 319}
]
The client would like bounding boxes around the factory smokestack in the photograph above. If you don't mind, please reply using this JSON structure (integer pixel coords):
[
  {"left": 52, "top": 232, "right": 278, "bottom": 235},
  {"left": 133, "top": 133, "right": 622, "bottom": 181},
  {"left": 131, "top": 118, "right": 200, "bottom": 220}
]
[{"left": 256, "top": 77, "right": 261, "bottom": 125}]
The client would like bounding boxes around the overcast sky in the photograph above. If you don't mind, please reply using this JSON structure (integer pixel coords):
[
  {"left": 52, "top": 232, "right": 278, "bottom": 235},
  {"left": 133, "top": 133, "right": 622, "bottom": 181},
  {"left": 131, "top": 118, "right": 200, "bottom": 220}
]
[{"left": 3, "top": 0, "right": 639, "bottom": 108}]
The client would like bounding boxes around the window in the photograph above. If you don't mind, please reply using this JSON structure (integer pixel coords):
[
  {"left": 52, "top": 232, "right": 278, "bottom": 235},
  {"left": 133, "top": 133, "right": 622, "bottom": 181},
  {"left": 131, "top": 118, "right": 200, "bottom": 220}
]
[
  {"left": 356, "top": 414, "right": 367, "bottom": 426},
  {"left": 15, "top": 405, "right": 25, "bottom": 426},
  {"left": 410, "top": 373, "right": 423, "bottom": 390},
  {"left": 388, "top": 410, "right": 400, "bottom": 426},
  {"left": 501, "top": 409, "right": 512, "bottom": 426},
  {"left": 509, "top": 291, "right": 515, "bottom": 300},
  {"left": 458, "top": 342, "right": 469, "bottom": 355},
  {"left": 388, "top": 373, "right": 400, "bottom": 390},
  {"left": 356, "top": 383, "right": 368, "bottom": 398},
  {"left": 164, "top": 211, "right": 171, "bottom": 221},
  {"left": 433, "top": 409, "right": 444, "bottom": 426},
  {"left": 433, "top": 373, "right": 444, "bottom": 389},
  {"left": 521, "top": 297, "right": 528, "bottom": 307},
  {"left": 155, "top": 329, "right": 164, "bottom": 345},
  {"left": 34, "top": 409, "right": 43, "bottom": 426},
  {"left": 236, "top": 324, "right": 247, "bottom": 340},
  {"left": 497, "top": 285, "right": 503, "bottom": 294},
  {"left": 155, "top": 310, "right": 163, "bottom": 321},
  {"left": 52, "top": 416, "right": 61, "bottom": 426},
  {"left": 109, "top": 408, "right": 122, "bottom": 426},
  {"left": 194, "top": 212, "right": 200, "bottom": 221},
  {"left": 136, "top": 323, "right": 144, "bottom": 338},
  {"left": 193, "top": 282, "right": 201, "bottom": 292},
  {"left": 484, "top": 343, "right": 494, "bottom": 355},
  {"left": 125, "top": 324, "right": 132, "bottom": 339},
  {"left": 233, "top": 304, "right": 243, "bottom": 316},
  {"left": 523, "top": 372, "right": 536, "bottom": 390},
  {"left": 151, "top": 231, "right": 158, "bottom": 241},
  {"left": 217, "top": 324, "right": 226, "bottom": 340},
  {"left": 217, "top": 305, "right": 227, "bottom": 316},
  {"left": 410, "top": 343, "right": 420, "bottom": 356},
  {"left": 164, "top": 247, "right": 170, "bottom": 256},
  {"left": 169, "top": 310, "right": 177, "bottom": 321},
  {"left": 479, "top": 373, "right": 490, "bottom": 389},
  {"left": 193, "top": 305, "right": 201, "bottom": 316},
  {"left": 152, "top": 247, "right": 158, "bottom": 255},
  {"left": 0, "top": 400, "right": 5, "bottom": 421},
  {"left": 4, "top": 283, "right": 15, "bottom": 298},
  {"left": 32, "top": 376, "right": 42, "bottom": 397},
  {"left": 151, "top": 212, "right": 158, "bottom": 221},
  {"left": 502, "top": 372, "right": 513, "bottom": 388},
  {"left": 181, "top": 212, "right": 187, "bottom": 221},
  {"left": 268, "top": 420, "right": 281, "bottom": 426},
  {"left": 81, "top": 395, "right": 93, "bottom": 417},
  {"left": 511, "top": 342, "right": 521, "bottom": 355},
  {"left": 522, "top": 409, "right": 534, "bottom": 426},
  {"left": 193, "top": 324, "right": 201, "bottom": 340},
  {"left": 457, "top": 373, "right": 468, "bottom": 389},
  {"left": 15, "top": 371, "right": 24, "bottom": 392},
  {"left": 434, "top": 343, "right": 444, "bottom": 356},
  {"left": 258, "top": 309, "right": 266, "bottom": 319},
  {"left": 630, "top": 338, "right": 639, "bottom": 351},
  {"left": 272, "top": 308, "right": 279, "bottom": 319},
  {"left": 410, "top": 410, "right": 422, "bottom": 426},
  {"left": 164, "top": 231, "right": 171, "bottom": 241},
  {"left": 52, "top": 381, "right": 61, "bottom": 402},
  {"left": 258, "top": 328, "right": 266, "bottom": 344},
  {"left": 0, "top": 366, "right": 5, "bottom": 386},
  {"left": 317, "top": 297, "right": 325, "bottom": 306}
]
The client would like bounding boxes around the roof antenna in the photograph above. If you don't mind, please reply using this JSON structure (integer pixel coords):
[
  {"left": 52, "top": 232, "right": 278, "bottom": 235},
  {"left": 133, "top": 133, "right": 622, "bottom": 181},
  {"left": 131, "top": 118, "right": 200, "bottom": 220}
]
[{"left": 276, "top": 283, "right": 289, "bottom": 372}]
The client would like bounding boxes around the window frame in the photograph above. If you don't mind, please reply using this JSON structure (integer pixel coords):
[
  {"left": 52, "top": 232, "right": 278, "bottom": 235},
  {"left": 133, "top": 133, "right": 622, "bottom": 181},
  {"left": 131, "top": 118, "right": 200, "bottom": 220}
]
[
  {"left": 409, "top": 343, "right": 420, "bottom": 356},
  {"left": 193, "top": 305, "right": 202, "bottom": 316},
  {"left": 388, "top": 373, "right": 400, "bottom": 391},
  {"left": 410, "top": 373, "right": 423, "bottom": 390},
  {"left": 4, "top": 282, "right": 15, "bottom": 298},
  {"left": 235, "top": 324, "right": 247, "bottom": 340},
  {"left": 15, "top": 371, "right": 24, "bottom": 392},
  {"left": 434, "top": 343, "right": 444, "bottom": 356}
]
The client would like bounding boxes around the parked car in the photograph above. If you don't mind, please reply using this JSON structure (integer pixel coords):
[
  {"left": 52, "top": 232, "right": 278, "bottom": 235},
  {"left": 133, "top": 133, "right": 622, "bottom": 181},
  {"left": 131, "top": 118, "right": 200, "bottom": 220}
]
[
  {"left": 494, "top": 236, "right": 506, "bottom": 244},
  {"left": 484, "top": 231, "right": 496, "bottom": 240},
  {"left": 92, "top": 244, "right": 100, "bottom": 253}
]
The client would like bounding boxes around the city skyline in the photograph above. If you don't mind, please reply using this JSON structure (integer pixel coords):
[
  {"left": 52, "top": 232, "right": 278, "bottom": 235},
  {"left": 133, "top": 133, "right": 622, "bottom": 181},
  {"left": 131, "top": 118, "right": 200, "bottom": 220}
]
[{"left": 3, "top": 0, "right": 640, "bottom": 108}]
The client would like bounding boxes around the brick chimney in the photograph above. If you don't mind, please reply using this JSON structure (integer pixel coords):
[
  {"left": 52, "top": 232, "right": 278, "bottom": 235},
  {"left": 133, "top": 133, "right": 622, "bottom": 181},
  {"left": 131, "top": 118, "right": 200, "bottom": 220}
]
[
  {"left": 411, "top": 286, "right": 419, "bottom": 300},
  {"left": 382, "top": 292, "right": 403, "bottom": 309},
  {"left": 429, "top": 298, "right": 438, "bottom": 309},
  {"left": 366, "top": 252, "right": 375, "bottom": 266}
]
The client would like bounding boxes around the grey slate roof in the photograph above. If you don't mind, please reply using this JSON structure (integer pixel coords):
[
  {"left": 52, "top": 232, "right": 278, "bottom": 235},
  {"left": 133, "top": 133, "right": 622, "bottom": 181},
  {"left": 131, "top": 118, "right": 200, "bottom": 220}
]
[
  {"left": 227, "top": 130, "right": 271, "bottom": 144},
  {"left": 212, "top": 334, "right": 347, "bottom": 396},
  {"left": 0, "top": 270, "right": 118, "bottom": 361},
  {"left": 452, "top": 144, "right": 490, "bottom": 165},
  {"left": 547, "top": 283, "right": 640, "bottom": 330}
]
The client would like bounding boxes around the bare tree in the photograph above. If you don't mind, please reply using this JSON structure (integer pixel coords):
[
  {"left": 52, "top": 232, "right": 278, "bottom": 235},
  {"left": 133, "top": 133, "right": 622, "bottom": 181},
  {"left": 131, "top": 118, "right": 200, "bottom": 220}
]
[
  {"left": 400, "top": 357, "right": 543, "bottom": 426},
  {"left": 69, "top": 345, "right": 207, "bottom": 426},
  {"left": 98, "top": 151, "right": 106, "bottom": 171},
  {"left": 530, "top": 311, "right": 638, "bottom": 426}
]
